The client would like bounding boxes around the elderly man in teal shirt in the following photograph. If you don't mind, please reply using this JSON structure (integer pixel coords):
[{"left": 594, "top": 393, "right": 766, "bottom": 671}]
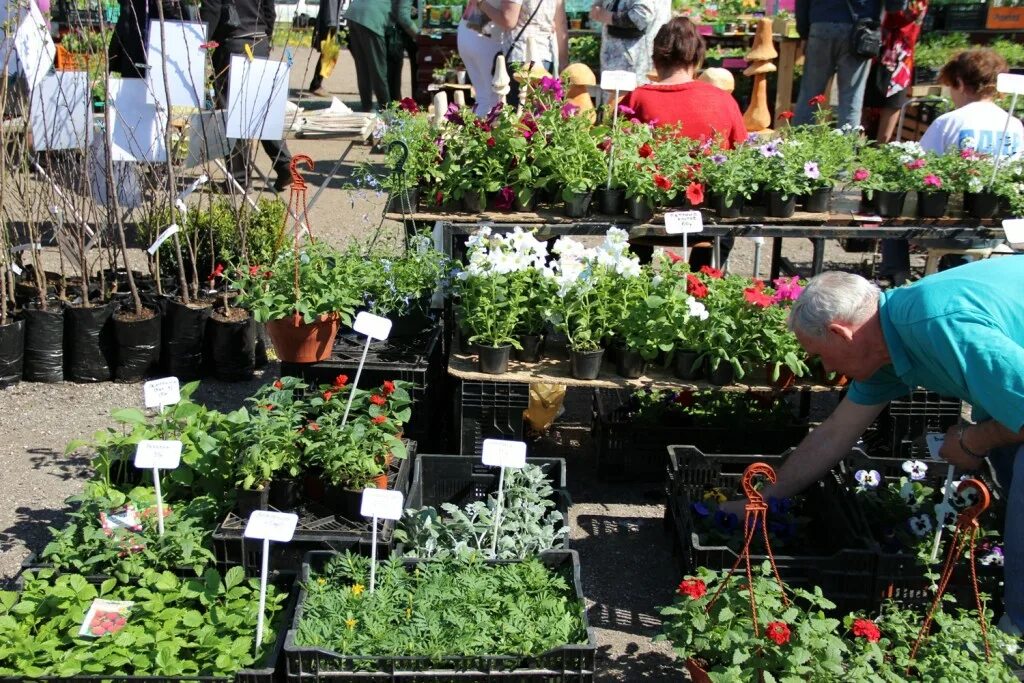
[{"left": 722, "top": 256, "right": 1024, "bottom": 629}]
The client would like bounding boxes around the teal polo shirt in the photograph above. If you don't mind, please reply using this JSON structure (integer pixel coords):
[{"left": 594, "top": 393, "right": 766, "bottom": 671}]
[{"left": 847, "top": 255, "right": 1024, "bottom": 432}]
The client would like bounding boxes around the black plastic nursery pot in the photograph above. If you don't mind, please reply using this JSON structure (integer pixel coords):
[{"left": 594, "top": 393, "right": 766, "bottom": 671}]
[
  {"left": 513, "top": 189, "right": 537, "bottom": 212},
  {"left": 615, "top": 347, "right": 647, "bottom": 379},
  {"left": 236, "top": 486, "right": 270, "bottom": 518},
  {"left": 964, "top": 191, "right": 1001, "bottom": 219},
  {"left": 112, "top": 308, "right": 161, "bottom": 382},
  {"left": 387, "top": 301, "right": 435, "bottom": 337},
  {"left": 462, "top": 190, "right": 486, "bottom": 213},
  {"left": 385, "top": 187, "right": 419, "bottom": 214},
  {"left": 597, "top": 187, "right": 625, "bottom": 215},
  {"left": 22, "top": 305, "right": 64, "bottom": 383},
  {"left": 514, "top": 333, "right": 544, "bottom": 362},
  {"left": 766, "top": 191, "right": 797, "bottom": 218},
  {"left": 162, "top": 299, "right": 211, "bottom": 381},
  {"left": 802, "top": 186, "right": 832, "bottom": 213},
  {"left": 0, "top": 318, "right": 25, "bottom": 387},
  {"left": 712, "top": 193, "right": 745, "bottom": 219},
  {"left": 917, "top": 190, "right": 950, "bottom": 219},
  {"left": 563, "top": 191, "right": 593, "bottom": 218},
  {"left": 478, "top": 344, "right": 512, "bottom": 375},
  {"left": 64, "top": 301, "right": 116, "bottom": 383},
  {"left": 206, "top": 311, "right": 256, "bottom": 382},
  {"left": 706, "top": 360, "right": 735, "bottom": 386},
  {"left": 570, "top": 348, "right": 604, "bottom": 380},
  {"left": 626, "top": 196, "right": 655, "bottom": 222},
  {"left": 870, "top": 190, "right": 907, "bottom": 218},
  {"left": 673, "top": 350, "right": 704, "bottom": 380}
]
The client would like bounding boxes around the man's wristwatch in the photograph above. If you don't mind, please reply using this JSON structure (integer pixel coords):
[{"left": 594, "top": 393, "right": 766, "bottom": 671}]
[{"left": 958, "top": 423, "right": 986, "bottom": 460}]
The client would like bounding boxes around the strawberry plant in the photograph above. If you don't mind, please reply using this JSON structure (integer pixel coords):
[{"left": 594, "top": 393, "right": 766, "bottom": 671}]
[{"left": 0, "top": 567, "right": 287, "bottom": 678}]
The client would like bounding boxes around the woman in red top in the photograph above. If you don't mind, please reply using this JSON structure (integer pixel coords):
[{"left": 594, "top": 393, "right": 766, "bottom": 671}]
[{"left": 622, "top": 17, "right": 747, "bottom": 148}]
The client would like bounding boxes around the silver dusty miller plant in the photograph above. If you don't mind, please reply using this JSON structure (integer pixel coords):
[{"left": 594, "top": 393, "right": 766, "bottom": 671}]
[{"left": 395, "top": 465, "right": 569, "bottom": 559}]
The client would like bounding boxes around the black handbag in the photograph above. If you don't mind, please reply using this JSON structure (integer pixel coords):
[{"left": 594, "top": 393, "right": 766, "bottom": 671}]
[
  {"left": 846, "top": 0, "right": 882, "bottom": 59},
  {"left": 604, "top": 0, "right": 645, "bottom": 39}
]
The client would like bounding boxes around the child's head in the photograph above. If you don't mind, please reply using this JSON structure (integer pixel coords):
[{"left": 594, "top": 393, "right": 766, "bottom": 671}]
[{"left": 939, "top": 48, "right": 1009, "bottom": 105}]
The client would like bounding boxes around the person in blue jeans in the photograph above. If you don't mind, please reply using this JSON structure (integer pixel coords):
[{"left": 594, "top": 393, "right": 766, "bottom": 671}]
[
  {"left": 719, "top": 258, "right": 1024, "bottom": 633},
  {"left": 793, "top": 0, "right": 881, "bottom": 129}
]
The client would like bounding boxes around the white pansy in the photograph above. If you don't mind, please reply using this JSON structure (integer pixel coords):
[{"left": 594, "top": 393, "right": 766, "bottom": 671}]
[
  {"left": 933, "top": 500, "right": 956, "bottom": 527},
  {"left": 902, "top": 460, "right": 928, "bottom": 481},
  {"left": 909, "top": 514, "right": 933, "bottom": 537}
]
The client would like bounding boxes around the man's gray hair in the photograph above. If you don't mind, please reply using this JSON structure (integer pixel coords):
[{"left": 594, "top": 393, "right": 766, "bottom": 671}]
[{"left": 788, "top": 272, "right": 880, "bottom": 338}]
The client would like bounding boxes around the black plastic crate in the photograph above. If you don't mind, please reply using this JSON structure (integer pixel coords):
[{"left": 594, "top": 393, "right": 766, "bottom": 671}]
[
  {"left": 920, "top": 5, "right": 944, "bottom": 30},
  {"left": 595, "top": 389, "right": 808, "bottom": 482},
  {"left": 664, "top": 449, "right": 876, "bottom": 613},
  {"left": 458, "top": 380, "right": 531, "bottom": 456},
  {"left": 284, "top": 550, "right": 597, "bottom": 681},
  {"left": 944, "top": 2, "right": 986, "bottom": 29},
  {"left": 0, "top": 573, "right": 298, "bottom": 683},
  {"left": 213, "top": 446, "right": 415, "bottom": 574},
  {"left": 664, "top": 445, "right": 794, "bottom": 500},
  {"left": 281, "top": 325, "right": 444, "bottom": 451},
  {"left": 883, "top": 390, "right": 962, "bottom": 461}
]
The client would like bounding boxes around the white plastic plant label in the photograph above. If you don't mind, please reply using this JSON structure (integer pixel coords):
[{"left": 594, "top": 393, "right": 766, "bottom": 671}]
[
  {"left": 600, "top": 69, "right": 637, "bottom": 92},
  {"left": 244, "top": 510, "right": 298, "bottom": 543},
  {"left": 10, "top": 243, "right": 41, "bottom": 253},
  {"left": 146, "top": 224, "right": 180, "bottom": 256},
  {"left": 134, "top": 440, "right": 183, "bottom": 470},
  {"left": 353, "top": 311, "right": 392, "bottom": 340},
  {"left": 664, "top": 211, "right": 704, "bottom": 235},
  {"left": 1003, "top": 218, "right": 1024, "bottom": 245},
  {"left": 80, "top": 599, "right": 133, "bottom": 637},
  {"left": 9, "top": 263, "right": 21, "bottom": 275},
  {"left": 997, "top": 73, "right": 1024, "bottom": 95},
  {"left": 143, "top": 377, "right": 181, "bottom": 408},
  {"left": 360, "top": 488, "right": 404, "bottom": 521},
  {"left": 925, "top": 432, "right": 946, "bottom": 461},
  {"left": 99, "top": 505, "right": 142, "bottom": 532},
  {"left": 481, "top": 439, "right": 527, "bottom": 469}
]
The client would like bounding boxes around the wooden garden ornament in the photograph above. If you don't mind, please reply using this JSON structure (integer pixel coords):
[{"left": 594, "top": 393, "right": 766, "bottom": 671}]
[
  {"left": 492, "top": 54, "right": 511, "bottom": 105},
  {"left": 742, "top": 18, "right": 778, "bottom": 134}
]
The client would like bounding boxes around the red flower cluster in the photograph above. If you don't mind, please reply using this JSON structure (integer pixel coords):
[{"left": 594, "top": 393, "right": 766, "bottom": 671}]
[
  {"left": 808, "top": 94, "right": 827, "bottom": 106},
  {"left": 638, "top": 143, "right": 653, "bottom": 158},
  {"left": 852, "top": 618, "right": 881, "bottom": 643},
  {"left": 598, "top": 137, "right": 612, "bottom": 152},
  {"left": 744, "top": 286, "right": 773, "bottom": 308},
  {"left": 686, "top": 274, "right": 708, "bottom": 298},
  {"left": 208, "top": 263, "right": 224, "bottom": 282},
  {"left": 685, "top": 182, "right": 704, "bottom": 206},
  {"left": 398, "top": 97, "right": 419, "bottom": 114},
  {"left": 372, "top": 415, "right": 387, "bottom": 425},
  {"left": 370, "top": 394, "right": 387, "bottom": 406},
  {"left": 677, "top": 578, "right": 707, "bottom": 599},
  {"left": 665, "top": 250, "right": 684, "bottom": 263},
  {"left": 674, "top": 390, "right": 696, "bottom": 408},
  {"left": 699, "top": 265, "right": 723, "bottom": 279},
  {"left": 382, "top": 381, "right": 396, "bottom": 395},
  {"left": 654, "top": 174, "right": 673, "bottom": 191},
  {"left": 486, "top": 137, "right": 496, "bottom": 148},
  {"left": 334, "top": 374, "right": 349, "bottom": 387},
  {"left": 273, "top": 380, "right": 283, "bottom": 389},
  {"left": 778, "top": 110, "right": 794, "bottom": 120},
  {"left": 249, "top": 265, "right": 261, "bottom": 276},
  {"left": 322, "top": 390, "right": 333, "bottom": 401},
  {"left": 766, "top": 621, "right": 791, "bottom": 645}
]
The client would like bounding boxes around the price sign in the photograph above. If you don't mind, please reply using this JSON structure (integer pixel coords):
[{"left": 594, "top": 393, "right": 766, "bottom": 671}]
[
  {"left": 244, "top": 510, "right": 299, "bottom": 543},
  {"left": 144, "top": 377, "right": 181, "bottom": 408},
  {"left": 925, "top": 432, "right": 946, "bottom": 461},
  {"left": 481, "top": 439, "right": 526, "bottom": 469},
  {"left": 360, "top": 488, "right": 404, "bottom": 521},
  {"left": 134, "top": 440, "right": 182, "bottom": 470},
  {"left": 600, "top": 70, "right": 637, "bottom": 92},
  {"left": 353, "top": 311, "right": 392, "bottom": 340},
  {"left": 664, "top": 211, "right": 704, "bottom": 235},
  {"left": 997, "top": 73, "right": 1024, "bottom": 95},
  {"left": 1003, "top": 218, "right": 1024, "bottom": 246}
]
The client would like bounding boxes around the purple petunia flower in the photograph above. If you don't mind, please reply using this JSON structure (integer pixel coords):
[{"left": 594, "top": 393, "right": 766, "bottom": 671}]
[
  {"left": 433, "top": 136, "right": 446, "bottom": 158},
  {"left": 561, "top": 102, "right": 580, "bottom": 119},
  {"left": 759, "top": 141, "right": 781, "bottom": 158},
  {"left": 444, "top": 103, "right": 465, "bottom": 126},
  {"left": 804, "top": 161, "right": 820, "bottom": 180},
  {"left": 691, "top": 501, "right": 711, "bottom": 518},
  {"left": 711, "top": 153, "right": 727, "bottom": 165},
  {"left": 539, "top": 75, "right": 564, "bottom": 101}
]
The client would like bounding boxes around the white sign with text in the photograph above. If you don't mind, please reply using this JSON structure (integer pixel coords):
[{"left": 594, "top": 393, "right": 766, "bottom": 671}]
[
  {"left": 144, "top": 377, "right": 181, "bottom": 408},
  {"left": 481, "top": 439, "right": 527, "bottom": 469},
  {"left": 134, "top": 440, "right": 183, "bottom": 470}
]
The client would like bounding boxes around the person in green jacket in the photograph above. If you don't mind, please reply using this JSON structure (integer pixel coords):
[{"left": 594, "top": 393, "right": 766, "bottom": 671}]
[{"left": 346, "top": 0, "right": 414, "bottom": 110}]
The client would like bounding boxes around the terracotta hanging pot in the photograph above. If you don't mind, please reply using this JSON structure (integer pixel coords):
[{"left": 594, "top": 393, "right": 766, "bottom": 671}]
[{"left": 265, "top": 312, "right": 339, "bottom": 363}]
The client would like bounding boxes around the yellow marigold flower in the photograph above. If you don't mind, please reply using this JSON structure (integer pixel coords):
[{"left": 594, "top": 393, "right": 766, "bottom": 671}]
[
  {"left": 345, "top": 617, "right": 357, "bottom": 630},
  {"left": 351, "top": 583, "right": 365, "bottom": 596},
  {"left": 703, "top": 488, "right": 727, "bottom": 504},
  {"left": 316, "top": 578, "right": 326, "bottom": 585}
]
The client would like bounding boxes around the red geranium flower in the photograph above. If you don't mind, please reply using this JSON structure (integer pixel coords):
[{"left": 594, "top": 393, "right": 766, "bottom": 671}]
[
  {"left": 699, "top": 265, "right": 723, "bottom": 279},
  {"left": 677, "top": 578, "right": 707, "bottom": 599},
  {"left": 744, "top": 287, "right": 773, "bottom": 308},
  {"left": 382, "top": 381, "right": 395, "bottom": 395},
  {"left": 766, "top": 621, "right": 791, "bottom": 645},
  {"left": 322, "top": 390, "right": 333, "bottom": 401},
  {"left": 399, "top": 97, "right": 420, "bottom": 114},
  {"left": 685, "top": 182, "right": 704, "bottom": 206},
  {"left": 638, "top": 143, "right": 653, "bottom": 158},
  {"left": 334, "top": 374, "right": 349, "bottom": 387},
  {"left": 435, "top": 191, "right": 444, "bottom": 205},
  {"left": 686, "top": 274, "right": 707, "bottom": 298},
  {"left": 370, "top": 394, "right": 387, "bottom": 406},
  {"left": 486, "top": 137, "right": 496, "bottom": 148},
  {"left": 809, "top": 94, "right": 827, "bottom": 106},
  {"left": 273, "top": 380, "right": 283, "bottom": 389},
  {"left": 778, "top": 110, "right": 794, "bottom": 120},
  {"left": 263, "top": 270, "right": 273, "bottom": 279},
  {"left": 372, "top": 415, "right": 387, "bottom": 425},
  {"left": 852, "top": 618, "right": 881, "bottom": 643},
  {"left": 654, "top": 174, "right": 673, "bottom": 190},
  {"left": 751, "top": 278, "right": 765, "bottom": 291}
]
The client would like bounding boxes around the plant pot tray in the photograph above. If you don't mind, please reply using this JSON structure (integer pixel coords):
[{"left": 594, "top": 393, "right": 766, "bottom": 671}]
[
  {"left": 213, "top": 444, "right": 416, "bottom": 574},
  {"left": 283, "top": 550, "right": 598, "bottom": 681}
]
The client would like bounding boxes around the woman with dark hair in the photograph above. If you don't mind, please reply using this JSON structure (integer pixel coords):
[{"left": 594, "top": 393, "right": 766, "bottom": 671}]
[{"left": 620, "top": 16, "right": 746, "bottom": 146}]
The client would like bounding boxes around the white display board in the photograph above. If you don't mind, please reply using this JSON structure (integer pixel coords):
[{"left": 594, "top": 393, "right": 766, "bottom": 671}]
[
  {"left": 13, "top": 0, "right": 55, "bottom": 91},
  {"left": 30, "top": 71, "right": 92, "bottom": 150},
  {"left": 109, "top": 78, "right": 167, "bottom": 162},
  {"left": 225, "top": 55, "right": 290, "bottom": 141},
  {"left": 87, "top": 133, "right": 143, "bottom": 208},
  {"left": 186, "top": 109, "right": 231, "bottom": 168},
  {"left": 146, "top": 20, "right": 206, "bottom": 110}
]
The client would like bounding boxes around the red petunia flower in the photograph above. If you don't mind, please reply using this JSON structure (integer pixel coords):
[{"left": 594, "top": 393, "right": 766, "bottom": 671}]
[
  {"left": 654, "top": 174, "right": 673, "bottom": 191},
  {"left": 263, "top": 404, "right": 274, "bottom": 411},
  {"left": 638, "top": 143, "right": 654, "bottom": 158},
  {"left": 744, "top": 287, "right": 773, "bottom": 308},
  {"left": 263, "top": 270, "right": 273, "bottom": 279},
  {"left": 398, "top": 97, "right": 420, "bottom": 114},
  {"left": 597, "top": 137, "right": 612, "bottom": 152},
  {"left": 435, "top": 191, "right": 444, "bottom": 205},
  {"left": 677, "top": 578, "right": 707, "bottom": 599},
  {"left": 766, "top": 621, "right": 791, "bottom": 645},
  {"left": 685, "top": 182, "right": 704, "bottom": 207},
  {"left": 751, "top": 278, "right": 765, "bottom": 291},
  {"left": 382, "top": 381, "right": 395, "bottom": 395},
  {"left": 809, "top": 94, "right": 827, "bottom": 106},
  {"left": 686, "top": 274, "right": 708, "bottom": 298},
  {"left": 665, "top": 250, "right": 684, "bottom": 263},
  {"left": 370, "top": 394, "right": 387, "bottom": 406},
  {"left": 674, "top": 390, "right": 695, "bottom": 408},
  {"left": 852, "top": 618, "right": 881, "bottom": 643},
  {"left": 372, "top": 415, "right": 387, "bottom": 425},
  {"left": 334, "top": 374, "right": 349, "bottom": 387},
  {"left": 486, "top": 137, "right": 496, "bottom": 148},
  {"left": 699, "top": 265, "right": 723, "bottom": 279},
  {"left": 778, "top": 110, "right": 794, "bottom": 120},
  {"left": 322, "top": 390, "right": 333, "bottom": 401},
  {"left": 273, "top": 380, "right": 283, "bottom": 389}
]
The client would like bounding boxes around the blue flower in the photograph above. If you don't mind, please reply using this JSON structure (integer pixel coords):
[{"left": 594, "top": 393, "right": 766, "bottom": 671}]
[
  {"left": 768, "top": 497, "right": 792, "bottom": 516},
  {"left": 711, "top": 153, "right": 727, "bottom": 165},
  {"left": 714, "top": 510, "right": 739, "bottom": 532},
  {"left": 691, "top": 502, "right": 711, "bottom": 518}
]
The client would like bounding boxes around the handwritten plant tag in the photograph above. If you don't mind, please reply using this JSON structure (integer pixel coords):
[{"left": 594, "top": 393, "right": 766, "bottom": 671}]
[
  {"left": 143, "top": 377, "right": 181, "bottom": 408},
  {"left": 360, "top": 489, "right": 404, "bottom": 521},
  {"left": 481, "top": 439, "right": 526, "bottom": 469}
]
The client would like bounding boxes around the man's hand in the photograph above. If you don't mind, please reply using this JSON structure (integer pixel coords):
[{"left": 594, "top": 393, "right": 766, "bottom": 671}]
[{"left": 939, "top": 423, "right": 986, "bottom": 470}]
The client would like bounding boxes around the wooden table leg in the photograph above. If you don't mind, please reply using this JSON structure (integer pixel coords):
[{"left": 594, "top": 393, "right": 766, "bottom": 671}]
[{"left": 811, "top": 237, "right": 826, "bottom": 274}]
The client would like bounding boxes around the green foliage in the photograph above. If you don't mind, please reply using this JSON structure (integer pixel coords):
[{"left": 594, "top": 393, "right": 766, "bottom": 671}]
[
  {"left": 698, "top": 142, "right": 763, "bottom": 204},
  {"left": 234, "top": 376, "right": 309, "bottom": 489},
  {"left": 0, "top": 567, "right": 286, "bottom": 677},
  {"left": 295, "top": 553, "right": 587, "bottom": 662},
  {"left": 358, "top": 233, "right": 450, "bottom": 317},
  {"left": 626, "top": 388, "right": 798, "bottom": 429},
  {"left": 850, "top": 141, "right": 924, "bottom": 195},
  {"left": 394, "top": 465, "right": 569, "bottom": 559},
  {"left": 568, "top": 35, "right": 600, "bottom": 72}
]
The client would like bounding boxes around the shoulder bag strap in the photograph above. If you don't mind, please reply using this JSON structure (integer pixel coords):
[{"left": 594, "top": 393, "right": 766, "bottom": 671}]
[{"left": 505, "top": 0, "right": 545, "bottom": 60}]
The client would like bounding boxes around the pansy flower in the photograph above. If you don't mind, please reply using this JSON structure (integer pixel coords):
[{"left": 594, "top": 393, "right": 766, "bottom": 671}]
[
  {"left": 854, "top": 469, "right": 882, "bottom": 489},
  {"left": 902, "top": 460, "right": 928, "bottom": 481},
  {"left": 908, "top": 513, "right": 933, "bottom": 537},
  {"left": 714, "top": 509, "right": 739, "bottom": 532},
  {"left": 691, "top": 501, "right": 711, "bottom": 517}
]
